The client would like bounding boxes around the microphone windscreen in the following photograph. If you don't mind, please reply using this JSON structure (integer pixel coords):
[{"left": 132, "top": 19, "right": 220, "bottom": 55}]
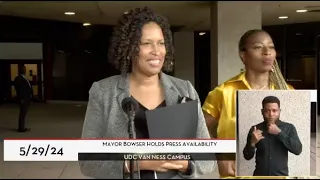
[{"left": 121, "top": 97, "right": 139, "bottom": 114}]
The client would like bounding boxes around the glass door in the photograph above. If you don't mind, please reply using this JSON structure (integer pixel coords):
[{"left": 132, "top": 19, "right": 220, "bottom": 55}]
[
  {"left": 285, "top": 52, "right": 316, "bottom": 89},
  {"left": 285, "top": 27, "right": 316, "bottom": 89}
]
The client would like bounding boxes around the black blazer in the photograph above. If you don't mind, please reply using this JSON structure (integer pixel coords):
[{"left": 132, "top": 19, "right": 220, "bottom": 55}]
[{"left": 14, "top": 74, "right": 33, "bottom": 100}]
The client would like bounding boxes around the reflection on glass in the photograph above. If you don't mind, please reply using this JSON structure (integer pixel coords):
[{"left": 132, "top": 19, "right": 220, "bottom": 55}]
[{"left": 286, "top": 54, "right": 316, "bottom": 89}]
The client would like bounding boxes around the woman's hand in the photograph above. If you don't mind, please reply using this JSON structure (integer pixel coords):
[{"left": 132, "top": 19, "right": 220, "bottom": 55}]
[
  {"left": 125, "top": 160, "right": 184, "bottom": 172},
  {"left": 217, "top": 160, "right": 235, "bottom": 177},
  {"left": 166, "top": 160, "right": 189, "bottom": 173},
  {"left": 140, "top": 160, "right": 184, "bottom": 172}
]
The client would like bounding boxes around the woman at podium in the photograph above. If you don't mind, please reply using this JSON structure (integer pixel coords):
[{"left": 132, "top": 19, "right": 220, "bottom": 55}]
[{"left": 79, "top": 7, "right": 215, "bottom": 179}]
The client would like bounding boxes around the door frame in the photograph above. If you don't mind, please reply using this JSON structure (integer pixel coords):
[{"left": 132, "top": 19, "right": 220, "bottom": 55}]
[
  {"left": 0, "top": 61, "right": 10, "bottom": 105},
  {"left": 316, "top": 36, "right": 320, "bottom": 115}
]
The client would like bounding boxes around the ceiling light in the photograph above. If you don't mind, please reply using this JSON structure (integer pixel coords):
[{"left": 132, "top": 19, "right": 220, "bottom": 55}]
[
  {"left": 296, "top": 9, "right": 307, "bottom": 13},
  {"left": 278, "top": 16, "right": 288, "bottom": 19},
  {"left": 199, "top": 32, "right": 206, "bottom": 36},
  {"left": 83, "top": 23, "right": 91, "bottom": 26},
  {"left": 64, "top": 12, "right": 75, "bottom": 15}
]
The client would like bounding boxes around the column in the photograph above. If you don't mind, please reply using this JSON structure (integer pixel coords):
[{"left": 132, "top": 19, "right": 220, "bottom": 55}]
[
  {"left": 173, "top": 31, "right": 195, "bottom": 86},
  {"left": 210, "top": 1, "right": 262, "bottom": 87}
]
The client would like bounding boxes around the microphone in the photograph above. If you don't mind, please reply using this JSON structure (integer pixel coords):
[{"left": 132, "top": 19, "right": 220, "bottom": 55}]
[
  {"left": 122, "top": 97, "right": 139, "bottom": 119},
  {"left": 121, "top": 97, "right": 140, "bottom": 179},
  {"left": 121, "top": 97, "right": 139, "bottom": 113},
  {"left": 121, "top": 97, "right": 139, "bottom": 139}
]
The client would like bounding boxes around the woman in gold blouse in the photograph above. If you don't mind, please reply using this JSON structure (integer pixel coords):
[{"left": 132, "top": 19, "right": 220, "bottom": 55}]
[{"left": 202, "top": 29, "right": 294, "bottom": 179}]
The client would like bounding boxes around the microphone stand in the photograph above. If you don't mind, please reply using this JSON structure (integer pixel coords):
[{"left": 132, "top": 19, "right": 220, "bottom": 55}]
[{"left": 128, "top": 109, "right": 140, "bottom": 179}]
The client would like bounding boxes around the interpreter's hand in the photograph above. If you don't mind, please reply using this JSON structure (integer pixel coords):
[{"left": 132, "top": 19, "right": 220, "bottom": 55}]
[
  {"left": 268, "top": 123, "right": 281, "bottom": 135},
  {"left": 217, "top": 160, "right": 235, "bottom": 177},
  {"left": 139, "top": 160, "right": 184, "bottom": 172},
  {"left": 251, "top": 126, "right": 264, "bottom": 147}
]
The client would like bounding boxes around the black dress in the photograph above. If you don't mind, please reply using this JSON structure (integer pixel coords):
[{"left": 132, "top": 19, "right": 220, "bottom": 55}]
[{"left": 132, "top": 97, "right": 166, "bottom": 179}]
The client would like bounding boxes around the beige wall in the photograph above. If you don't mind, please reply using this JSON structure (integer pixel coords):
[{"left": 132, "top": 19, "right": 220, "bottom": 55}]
[
  {"left": 210, "top": 1, "right": 262, "bottom": 88},
  {"left": 169, "top": 2, "right": 263, "bottom": 89},
  {"left": 173, "top": 31, "right": 195, "bottom": 86},
  {"left": 0, "top": 42, "right": 43, "bottom": 60},
  {"left": 236, "top": 90, "right": 311, "bottom": 177}
]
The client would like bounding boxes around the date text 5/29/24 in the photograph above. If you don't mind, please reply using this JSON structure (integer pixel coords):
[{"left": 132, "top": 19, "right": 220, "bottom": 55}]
[{"left": 20, "top": 144, "right": 64, "bottom": 156}]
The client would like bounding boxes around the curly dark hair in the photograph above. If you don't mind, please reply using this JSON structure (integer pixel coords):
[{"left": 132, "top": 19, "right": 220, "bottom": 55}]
[{"left": 108, "top": 7, "right": 174, "bottom": 74}]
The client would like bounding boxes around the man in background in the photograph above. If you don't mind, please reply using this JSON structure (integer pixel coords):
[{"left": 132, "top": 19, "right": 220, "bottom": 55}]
[
  {"left": 243, "top": 96, "right": 302, "bottom": 176},
  {"left": 14, "top": 65, "right": 32, "bottom": 132}
]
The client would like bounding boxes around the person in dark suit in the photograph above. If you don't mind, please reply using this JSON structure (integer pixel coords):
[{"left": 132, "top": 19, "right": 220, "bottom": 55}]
[
  {"left": 243, "top": 96, "right": 302, "bottom": 176},
  {"left": 79, "top": 7, "right": 214, "bottom": 179},
  {"left": 14, "top": 65, "right": 32, "bottom": 132}
]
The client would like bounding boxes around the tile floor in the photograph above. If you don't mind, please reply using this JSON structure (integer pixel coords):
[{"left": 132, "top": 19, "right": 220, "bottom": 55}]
[{"left": 0, "top": 103, "right": 318, "bottom": 179}]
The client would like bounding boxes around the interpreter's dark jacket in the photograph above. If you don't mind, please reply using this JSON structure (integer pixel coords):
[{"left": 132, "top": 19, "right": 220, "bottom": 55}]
[{"left": 243, "top": 120, "right": 302, "bottom": 176}]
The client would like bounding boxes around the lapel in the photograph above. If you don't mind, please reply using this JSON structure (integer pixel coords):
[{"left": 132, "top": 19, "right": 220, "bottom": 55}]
[
  {"left": 159, "top": 72, "right": 181, "bottom": 106},
  {"left": 116, "top": 72, "right": 181, "bottom": 117},
  {"left": 20, "top": 74, "right": 31, "bottom": 87},
  {"left": 116, "top": 74, "right": 131, "bottom": 122}
]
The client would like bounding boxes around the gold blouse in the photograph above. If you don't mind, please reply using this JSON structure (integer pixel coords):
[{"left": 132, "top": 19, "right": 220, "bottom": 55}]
[
  {"left": 202, "top": 72, "right": 294, "bottom": 179},
  {"left": 202, "top": 72, "right": 294, "bottom": 139}
]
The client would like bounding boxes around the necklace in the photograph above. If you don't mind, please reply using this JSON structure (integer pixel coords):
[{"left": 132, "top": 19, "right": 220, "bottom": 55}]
[
  {"left": 252, "top": 84, "right": 269, "bottom": 90},
  {"left": 259, "top": 85, "right": 267, "bottom": 90}
]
